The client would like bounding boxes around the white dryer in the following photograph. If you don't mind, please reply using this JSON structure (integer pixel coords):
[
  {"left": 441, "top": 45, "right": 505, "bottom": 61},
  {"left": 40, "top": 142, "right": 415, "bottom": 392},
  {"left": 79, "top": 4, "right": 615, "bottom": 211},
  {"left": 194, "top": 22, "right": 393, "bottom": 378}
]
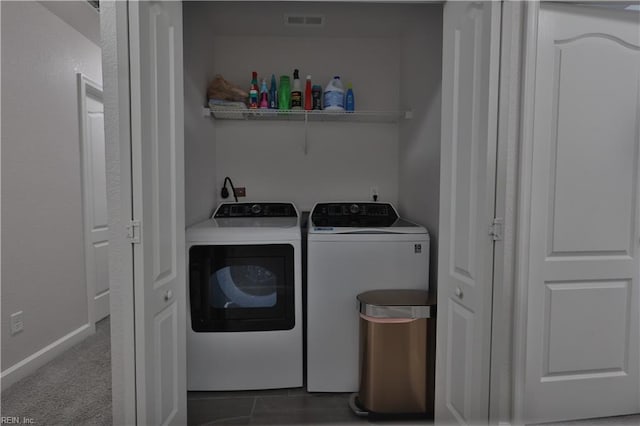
[
  {"left": 306, "top": 202, "right": 429, "bottom": 392},
  {"left": 187, "top": 202, "right": 302, "bottom": 390}
]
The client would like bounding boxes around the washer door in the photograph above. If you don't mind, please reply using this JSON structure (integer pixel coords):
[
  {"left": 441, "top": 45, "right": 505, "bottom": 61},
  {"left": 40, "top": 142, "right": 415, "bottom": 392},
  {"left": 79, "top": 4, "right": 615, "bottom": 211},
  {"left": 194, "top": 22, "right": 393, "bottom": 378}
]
[{"left": 189, "top": 244, "right": 295, "bottom": 332}]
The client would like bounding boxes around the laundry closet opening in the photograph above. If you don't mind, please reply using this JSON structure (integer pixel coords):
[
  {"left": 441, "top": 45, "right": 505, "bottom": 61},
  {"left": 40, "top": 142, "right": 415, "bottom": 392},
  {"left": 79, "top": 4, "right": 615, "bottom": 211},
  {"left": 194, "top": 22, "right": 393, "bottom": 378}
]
[{"left": 183, "top": 1, "right": 443, "bottom": 289}]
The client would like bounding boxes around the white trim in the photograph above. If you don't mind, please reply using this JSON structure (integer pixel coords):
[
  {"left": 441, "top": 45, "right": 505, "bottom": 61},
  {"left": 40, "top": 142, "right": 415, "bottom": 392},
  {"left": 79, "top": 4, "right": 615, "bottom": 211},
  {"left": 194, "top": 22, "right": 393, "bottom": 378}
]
[
  {"left": 101, "top": 1, "right": 137, "bottom": 424},
  {"left": 1, "top": 324, "right": 93, "bottom": 390},
  {"left": 489, "top": 1, "right": 525, "bottom": 424},
  {"left": 512, "top": 1, "right": 540, "bottom": 424},
  {"left": 95, "top": 290, "right": 111, "bottom": 322},
  {"left": 127, "top": 1, "right": 147, "bottom": 423},
  {"left": 77, "top": 72, "right": 105, "bottom": 329},
  {"left": 0, "top": 0, "right": 3, "bottom": 391}
]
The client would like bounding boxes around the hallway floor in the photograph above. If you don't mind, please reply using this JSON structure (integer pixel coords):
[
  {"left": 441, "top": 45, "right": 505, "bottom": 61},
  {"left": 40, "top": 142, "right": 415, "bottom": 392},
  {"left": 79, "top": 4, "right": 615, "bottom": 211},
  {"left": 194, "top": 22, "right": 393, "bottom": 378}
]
[{"left": 1, "top": 318, "right": 112, "bottom": 425}]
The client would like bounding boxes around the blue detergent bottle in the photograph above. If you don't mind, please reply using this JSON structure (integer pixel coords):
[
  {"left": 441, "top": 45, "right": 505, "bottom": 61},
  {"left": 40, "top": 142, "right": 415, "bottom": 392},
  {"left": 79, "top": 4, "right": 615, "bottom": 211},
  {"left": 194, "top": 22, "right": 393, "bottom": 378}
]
[
  {"left": 345, "top": 83, "right": 355, "bottom": 112},
  {"left": 269, "top": 74, "right": 278, "bottom": 109}
]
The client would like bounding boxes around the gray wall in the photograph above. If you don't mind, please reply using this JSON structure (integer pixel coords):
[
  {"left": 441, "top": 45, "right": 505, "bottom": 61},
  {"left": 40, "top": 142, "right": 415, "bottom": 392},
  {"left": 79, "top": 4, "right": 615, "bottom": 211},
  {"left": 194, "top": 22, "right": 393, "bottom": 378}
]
[
  {"left": 211, "top": 34, "right": 401, "bottom": 212},
  {"left": 183, "top": 2, "right": 443, "bottom": 224},
  {"left": 1, "top": 1, "right": 102, "bottom": 371},
  {"left": 398, "top": 5, "right": 443, "bottom": 291},
  {"left": 183, "top": 3, "right": 219, "bottom": 226}
]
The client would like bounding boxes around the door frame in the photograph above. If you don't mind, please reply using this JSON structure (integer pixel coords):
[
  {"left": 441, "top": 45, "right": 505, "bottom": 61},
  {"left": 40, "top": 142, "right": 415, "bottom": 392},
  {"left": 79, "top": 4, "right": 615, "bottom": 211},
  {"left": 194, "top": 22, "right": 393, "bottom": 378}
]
[
  {"left": 101, "top": 1, "right": 137, "bottom": 424},
  {"left": 100, "top": 0, "right": 528, "bottom": 423},
  {"left": 77, "top": 72, "right": 106, "bottom": 328},
  {"left": 512, "top": 2, "right": 540, "bottom": 423},
  {"left": 488, "top": 1, "right": 526, "bottom": 424}
]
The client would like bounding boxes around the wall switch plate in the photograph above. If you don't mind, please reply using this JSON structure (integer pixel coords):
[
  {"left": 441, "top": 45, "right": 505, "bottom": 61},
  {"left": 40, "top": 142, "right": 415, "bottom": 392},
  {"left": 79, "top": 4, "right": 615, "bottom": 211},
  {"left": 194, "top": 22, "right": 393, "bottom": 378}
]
[
  {"left": 234, "top": 187, "right": 246, "bottom": 197},
  {"left": 10, "top": 311, "right": 24, "bottom": 335}
]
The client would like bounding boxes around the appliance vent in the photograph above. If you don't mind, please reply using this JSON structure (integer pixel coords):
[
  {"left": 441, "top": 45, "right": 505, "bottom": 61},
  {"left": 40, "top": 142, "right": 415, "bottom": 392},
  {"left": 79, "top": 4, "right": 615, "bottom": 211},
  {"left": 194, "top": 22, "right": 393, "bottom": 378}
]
[{"left": 284, "top": 14, "right": 325, "bottom": 27}]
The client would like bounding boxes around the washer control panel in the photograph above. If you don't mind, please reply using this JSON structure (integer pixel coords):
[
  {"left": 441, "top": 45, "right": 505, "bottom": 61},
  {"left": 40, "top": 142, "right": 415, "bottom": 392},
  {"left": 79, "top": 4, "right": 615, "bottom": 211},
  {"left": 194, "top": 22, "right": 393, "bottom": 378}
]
[
  {"left": 311, "top": 202, "right": 399, "bottom": 227},
  {"left": 214, "top": 202, "right": 297, "bottom": 218}
]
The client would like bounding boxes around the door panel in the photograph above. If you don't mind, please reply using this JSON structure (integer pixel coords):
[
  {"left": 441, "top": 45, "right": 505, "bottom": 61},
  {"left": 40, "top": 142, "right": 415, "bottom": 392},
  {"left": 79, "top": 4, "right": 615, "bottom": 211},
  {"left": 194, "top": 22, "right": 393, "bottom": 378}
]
[
  {"left": 80, "top": 79, "right": 110, "bottom": 323},
  {"left": 523, "top": 4, "right": 640, "bottom": 423},
  {"left": 435, "top": 2, "right": 501, "bottom": 425},
  {"left": 129, "top": 1, "right": 186, "bottom": 425},
  {"left": 446, "top": 300, "right": 474, "bottom": 420},
  {"left": 548, "top": 36, "right": 638, "bottom": 255}
]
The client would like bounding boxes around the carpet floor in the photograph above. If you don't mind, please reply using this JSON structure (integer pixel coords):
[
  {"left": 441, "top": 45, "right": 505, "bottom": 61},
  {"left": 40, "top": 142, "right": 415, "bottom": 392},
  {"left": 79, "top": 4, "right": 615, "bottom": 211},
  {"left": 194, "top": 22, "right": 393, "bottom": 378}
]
[{"left": 1, "top": 318, "right": 112, "bottom": 425}]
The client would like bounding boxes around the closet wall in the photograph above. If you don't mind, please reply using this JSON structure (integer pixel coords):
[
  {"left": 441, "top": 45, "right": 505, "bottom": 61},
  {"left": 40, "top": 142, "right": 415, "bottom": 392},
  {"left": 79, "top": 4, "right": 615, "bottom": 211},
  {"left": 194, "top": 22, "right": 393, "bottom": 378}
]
[
  {"left": 184, "top": 5, "right": 219, "bottom": 226},
  {"left": 398, "top": 7, "right": 443, "bottom": 288}
]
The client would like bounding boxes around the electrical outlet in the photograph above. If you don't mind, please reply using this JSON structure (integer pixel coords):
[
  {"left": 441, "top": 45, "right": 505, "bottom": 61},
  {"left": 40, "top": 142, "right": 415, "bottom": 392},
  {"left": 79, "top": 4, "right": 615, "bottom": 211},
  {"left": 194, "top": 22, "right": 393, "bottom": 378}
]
[
  {"left": 370, "top": 186, "right": 379, "bottom": 201},
  {"left": 234, "top": 187, "right": 246, "bottom": 197},
  {"left": 10, "top": 311, "right": 24, "bottom": 335}
]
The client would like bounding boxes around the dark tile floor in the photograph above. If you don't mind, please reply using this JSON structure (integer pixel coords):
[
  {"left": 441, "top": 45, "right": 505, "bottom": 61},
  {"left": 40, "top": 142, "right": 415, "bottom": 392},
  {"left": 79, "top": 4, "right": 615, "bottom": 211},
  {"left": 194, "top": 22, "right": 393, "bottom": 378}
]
[{"left": 187, "top": 389, "right": 433, "bottom": 425}]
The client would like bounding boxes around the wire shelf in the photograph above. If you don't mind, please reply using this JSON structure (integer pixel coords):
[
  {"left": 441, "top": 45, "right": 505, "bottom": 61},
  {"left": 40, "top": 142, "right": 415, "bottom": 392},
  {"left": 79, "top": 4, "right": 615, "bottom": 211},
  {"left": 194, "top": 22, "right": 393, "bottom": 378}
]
[{"left": 203, "top": 107, "right": 411, "bottom": 123}]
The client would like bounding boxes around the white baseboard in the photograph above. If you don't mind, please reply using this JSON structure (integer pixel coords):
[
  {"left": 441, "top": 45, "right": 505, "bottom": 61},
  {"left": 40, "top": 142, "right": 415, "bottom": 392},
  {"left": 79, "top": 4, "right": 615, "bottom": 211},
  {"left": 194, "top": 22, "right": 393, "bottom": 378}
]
[
  {"left": 95, "top": 290, "right": 110, "bottom": 322},
  {"left": 1, "top": 323, "right": 94, "bottom": 391}
]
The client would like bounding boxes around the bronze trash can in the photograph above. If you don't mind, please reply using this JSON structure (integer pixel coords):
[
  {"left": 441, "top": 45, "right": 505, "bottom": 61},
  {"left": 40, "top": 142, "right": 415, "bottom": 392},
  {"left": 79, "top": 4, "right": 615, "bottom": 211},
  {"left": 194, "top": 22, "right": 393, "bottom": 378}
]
[{"left": 352, "top": 290, "right": 436, "bottom": 416}]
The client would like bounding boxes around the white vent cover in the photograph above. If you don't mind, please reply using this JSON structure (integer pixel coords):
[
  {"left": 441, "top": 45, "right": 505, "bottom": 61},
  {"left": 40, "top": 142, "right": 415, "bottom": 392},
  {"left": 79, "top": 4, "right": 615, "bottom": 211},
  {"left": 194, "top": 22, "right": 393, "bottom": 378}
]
[{"left": 284, "top": 14, "right": 325, "bottom": 27}]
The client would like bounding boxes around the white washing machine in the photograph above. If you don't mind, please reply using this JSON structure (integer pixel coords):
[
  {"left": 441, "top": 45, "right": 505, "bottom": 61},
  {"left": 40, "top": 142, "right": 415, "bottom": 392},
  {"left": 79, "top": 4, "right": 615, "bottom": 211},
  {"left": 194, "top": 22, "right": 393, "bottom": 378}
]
[
  {"left": 306, "top": 202, "right": 430, "bottom": 392},
  {"left": 187, "top": 202, "right": 302, "bottom": 390}
]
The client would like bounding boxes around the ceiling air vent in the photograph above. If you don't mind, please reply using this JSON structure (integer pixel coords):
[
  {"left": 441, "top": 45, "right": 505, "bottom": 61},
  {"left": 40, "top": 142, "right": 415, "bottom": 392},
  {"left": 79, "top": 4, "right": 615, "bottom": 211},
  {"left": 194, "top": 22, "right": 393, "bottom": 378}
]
[
  {"left": 284, "top": 14, "right": 325, "bottom": 28},
  {"left": 87, "top": 0, "right": 99, "bottom": 11}
]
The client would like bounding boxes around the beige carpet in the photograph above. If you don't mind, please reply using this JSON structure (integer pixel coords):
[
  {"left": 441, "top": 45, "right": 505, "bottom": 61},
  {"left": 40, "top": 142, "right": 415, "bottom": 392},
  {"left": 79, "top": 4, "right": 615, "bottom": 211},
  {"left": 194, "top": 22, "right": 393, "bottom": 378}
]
[{"left": 1, "top": 318, "right": 112, "bottom": 425}]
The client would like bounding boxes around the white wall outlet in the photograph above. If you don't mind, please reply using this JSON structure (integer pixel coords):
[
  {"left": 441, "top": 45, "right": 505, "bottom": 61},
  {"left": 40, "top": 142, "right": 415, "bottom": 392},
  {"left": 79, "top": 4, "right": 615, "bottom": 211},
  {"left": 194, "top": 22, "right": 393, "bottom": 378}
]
[
  {"left": 370, "top": 186, "right": 379, "bottom": 201},
  {"left": 10, "top": 311, "right": 24, "bottom": 335}
]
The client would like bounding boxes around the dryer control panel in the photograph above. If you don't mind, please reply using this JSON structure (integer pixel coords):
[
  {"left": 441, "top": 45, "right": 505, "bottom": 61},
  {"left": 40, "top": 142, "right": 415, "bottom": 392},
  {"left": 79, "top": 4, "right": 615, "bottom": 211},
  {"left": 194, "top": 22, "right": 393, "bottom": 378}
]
[
  {"left": 311, "top": 202, "right": 399, "bottom": 227},
  {"left": 214, "top": 202, "right": 297, "bottom": 218}
]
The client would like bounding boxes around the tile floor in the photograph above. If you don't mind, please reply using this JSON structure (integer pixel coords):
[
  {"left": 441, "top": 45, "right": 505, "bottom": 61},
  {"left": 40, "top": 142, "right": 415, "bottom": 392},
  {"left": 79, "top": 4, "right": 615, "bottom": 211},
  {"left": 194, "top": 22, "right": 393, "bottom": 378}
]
[{"left": 187, "top": 388, "right": 432, "bottom": 425}]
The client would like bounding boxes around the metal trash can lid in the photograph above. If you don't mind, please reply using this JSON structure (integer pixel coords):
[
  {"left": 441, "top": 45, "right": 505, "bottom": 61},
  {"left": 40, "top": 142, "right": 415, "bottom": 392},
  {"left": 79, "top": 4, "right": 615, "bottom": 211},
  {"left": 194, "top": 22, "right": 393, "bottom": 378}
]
[{"left": 357, "top": 290, "right": 436, "bottom": 319}]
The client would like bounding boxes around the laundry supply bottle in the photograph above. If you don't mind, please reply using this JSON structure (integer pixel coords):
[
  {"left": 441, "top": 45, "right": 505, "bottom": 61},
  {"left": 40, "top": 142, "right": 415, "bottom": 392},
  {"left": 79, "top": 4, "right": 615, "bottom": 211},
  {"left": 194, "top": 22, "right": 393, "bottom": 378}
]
[
  {"left": 259, "top": 79, "right": 269, "bottom": 109},
  {"left": 291, "top": 69, "right": 302, "bottom": 110},
  {"left": 269, "top": 74, "right": 278, "bottom": 109},
  {"left": 323, "top": 76, "right": 345, "bottom": 111},
  {"left": 345, "top": 83, "right": 355, "bottom": 112},
  {"left": 311, "top": 85, "right": 322, "bottom": 110},
  {"left": 304, "top": 75, "right": 313, "bottom": 111},
  {"left": 278, "top": 75, "right": 291, "bottom": 110},
  {"left": 249, "top": 71, "right": 259, "bottom": 109}
]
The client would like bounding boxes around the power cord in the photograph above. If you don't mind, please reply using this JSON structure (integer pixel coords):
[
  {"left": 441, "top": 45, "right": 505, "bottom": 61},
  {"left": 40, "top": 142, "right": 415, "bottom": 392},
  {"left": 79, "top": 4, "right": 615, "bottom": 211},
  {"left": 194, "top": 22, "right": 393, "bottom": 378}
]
[
  {"left": 211, "top": 176, "right": 239, "bottom": 219},
  {"left": 221, "top": 176, "right": 238, "bottom": 203}
]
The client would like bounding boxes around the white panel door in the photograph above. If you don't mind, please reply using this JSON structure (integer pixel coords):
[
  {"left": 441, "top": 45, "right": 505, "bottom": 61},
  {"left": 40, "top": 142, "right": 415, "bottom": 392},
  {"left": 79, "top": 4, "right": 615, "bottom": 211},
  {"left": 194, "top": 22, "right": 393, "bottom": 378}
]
[
  {"left": 435, "top": 2, "right": 501, "bottom": 425},
  {"left": 128, "top": 1, "right": 186, "bottom": 425},
  {"left": 79, "top": 75, "right": 110, "bottom": 323},
  {"left": 523, "top": 4, "right": 640, "bottom": 423}
]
